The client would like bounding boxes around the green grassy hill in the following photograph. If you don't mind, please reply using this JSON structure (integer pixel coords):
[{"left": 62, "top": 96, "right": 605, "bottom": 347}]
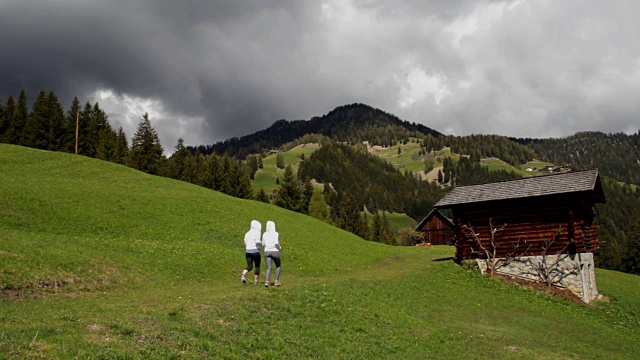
[
  {"left": 252, "top": 143, "right": 319, "bottom": 194},
  {"left": 1, "top": 144, "right": 639, "bottom": 359}
]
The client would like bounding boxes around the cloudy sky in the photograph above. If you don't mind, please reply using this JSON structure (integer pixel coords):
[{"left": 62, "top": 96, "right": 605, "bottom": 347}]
[{"left": 1, "top": 0, "right": 639, "bottom": 151}]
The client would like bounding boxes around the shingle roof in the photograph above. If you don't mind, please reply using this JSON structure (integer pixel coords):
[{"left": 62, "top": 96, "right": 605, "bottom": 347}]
[{"left": 434, "top": 170, "right": 605, "bottom": 208}]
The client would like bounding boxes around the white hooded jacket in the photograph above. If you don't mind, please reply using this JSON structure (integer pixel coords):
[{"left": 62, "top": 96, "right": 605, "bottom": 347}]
[
  {"left": 244, "top": 220, "right": 262, "bottom": 253},
  {"left": 262, "top": 221, "right": 280, "bottom": 252}
]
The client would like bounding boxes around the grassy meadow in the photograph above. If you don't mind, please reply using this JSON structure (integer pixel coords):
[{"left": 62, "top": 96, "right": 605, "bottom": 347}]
[
  {"left": 1, "top": 144, "right": 639, "bottom": 359},
  {"left": 251, "top": 144, "right": 319, "bottom": 194}
]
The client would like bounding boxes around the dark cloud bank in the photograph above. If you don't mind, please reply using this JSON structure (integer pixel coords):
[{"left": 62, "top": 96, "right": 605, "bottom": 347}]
[{"left": 1, "top": 0, "right": 639, "bottom": 150}]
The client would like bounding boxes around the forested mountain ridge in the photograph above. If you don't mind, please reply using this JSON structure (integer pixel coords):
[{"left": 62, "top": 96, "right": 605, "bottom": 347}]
[
  {"left": 517, "top": 131, "right": 640, "bottom": 186},
  {"left": 510, "top": 131, "right": 640, "bottom": 274},
  {"left": 2, "top": 87, "right": 638, "bottom": 274},
  {"left": 193, "top": 103, "right": 442, "bottom": 159},
  {"left": 298, "top": 142, "right": 448, "bottom": 221},
  {"left": 244, "top": 120, "right": 639, "bottom": 274}
]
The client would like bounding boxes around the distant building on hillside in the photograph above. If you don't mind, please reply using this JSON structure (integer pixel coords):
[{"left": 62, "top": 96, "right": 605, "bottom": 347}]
[
  {"left": 541, "top": 165, "right": 563, "bottom": 172},
  {"left": 434, "top": 170, "right": 605, "bottom": 303},
  {"left": 414, "top": 209, "right": 455, "bottom": 245}
]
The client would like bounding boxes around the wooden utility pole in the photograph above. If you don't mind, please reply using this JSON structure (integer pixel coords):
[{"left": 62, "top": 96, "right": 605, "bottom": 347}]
[{"left": 75, "top": 111, "right": 79, "bottom": 154}]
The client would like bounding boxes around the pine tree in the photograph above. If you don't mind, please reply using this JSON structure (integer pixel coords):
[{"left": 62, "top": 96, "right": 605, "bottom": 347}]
[
  {"left": 191, "top": 153, "right": 207, "bottom": 186},
  {"left": 308, "top": 191, "right": 331, "bottom": 222},
  {"left": 355, "top": 211, "right": 368, "bottom": 239},
  {"left": 95, "top": 120, "right": 118, "bottom": 162},
  {"left": 338, "top": 193, "right": 362, "bottom": 234},
  {"left": 63, "top": 97, "right": 81, "bottom": 153},
  {"left": 179, "top": 153, "right": 196, "bottom": 184},
  {"left": 246, "top": 155, "right": 258, "bottom": 180},
  {"left": 14, "top": 90, "right": 28, "bottom": 146},
  {"left": 0, "top": 96, "right": 10, "bottom": 143},
  {"left": 276, "top": 153, "right": 285, "bottom": 169},
  {"left": 21, "top": 89, "right": 49, "bottom": 149},
  {"left": 301, "top": 180, "right": 315, "bottom": 214},
  {"left": 113, "top": 127, "right": 129, "bottom": 164},
  {"left": 166, "top": 138, "right": 188, "bottom": 180},
  {"left": 274, "top": 164, "right": 303, "bottom": 212},
  {"left": 379, "top": 213, "right": 395, "bottom": 245},
  {"left": 77, "top": 102, "right": 94, "bottom": 156},
  {"left": 128, "top": 112, "right": 164, "bottom": 174},
  {"left": 211, "top": 154, "right": 226, "bottom": 191},
  {"left": 368, "top": 211, "right": 382, "bottom": 242},
  {"left": 2, "top": 96, "right": 17, "bottom": 143},
  {"left": 622, "top": 220, "right": 640, "bottom": 275},
  {"left": 218, "top": 155, "right": 234, "bottom": 194},
  {"left": 202, "top": 153, "right": 220, "bottom": 190},
  {"left": 235, "top": 169, "right": 254, "bottom": 200},
  {"left": 323, "top": 182, "right": 334, "bottom": 205},
  {"left": 256, "top": 187, "right": 270, "bottom": 203},
  {"left": 90, "top": 103, "right": 110, "bottom": 156},
  {"left": 45, "top": 91, "right": 65, "bottom": 151},
  {"left": 599, "top": 236, "right": 622, "bottom": 271}
]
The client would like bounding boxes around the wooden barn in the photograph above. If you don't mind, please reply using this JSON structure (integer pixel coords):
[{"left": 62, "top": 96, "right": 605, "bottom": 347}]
[
  {"left": 434, "top": 170, "right": 605, "bottom": 303},
  {"left": 414, "top": 209, "right": 455, "bottom": 245}
]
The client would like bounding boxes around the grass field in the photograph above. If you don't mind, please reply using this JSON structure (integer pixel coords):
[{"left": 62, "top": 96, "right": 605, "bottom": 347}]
[
  {"left": 481, "top": 158, "right": 530, "bottom": 176},
  {"left": 252, "top": 143, "right": 319, "bottom": 194},
  {"left": 380, "top": 211, "right": 417, "bottom": 231},
  {"left": 1, "top": 144, "right": 639, "bottom": 359}
]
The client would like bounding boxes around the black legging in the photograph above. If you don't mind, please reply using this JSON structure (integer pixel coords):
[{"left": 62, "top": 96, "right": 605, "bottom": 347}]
[{"left": 245, "top": 252, "right": 261, "bottom": 275}]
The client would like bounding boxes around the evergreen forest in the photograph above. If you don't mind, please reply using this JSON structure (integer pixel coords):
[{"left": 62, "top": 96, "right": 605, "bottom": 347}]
[{"left": 1, "top": 91, "right": 638, "bottom": 275}]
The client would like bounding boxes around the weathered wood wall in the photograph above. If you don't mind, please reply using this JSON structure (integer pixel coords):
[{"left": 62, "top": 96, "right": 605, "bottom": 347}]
[
  {"left": 451, "top": 197, "right": 599, "bottom": 263},
  {"left": 417, "top": 216, "right": 454, "bottom": 245}
]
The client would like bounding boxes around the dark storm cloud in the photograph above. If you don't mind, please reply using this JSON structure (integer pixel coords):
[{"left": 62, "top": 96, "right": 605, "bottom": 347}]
[
  {"left": 1, "top": 0, "right": 639, "bottom": 150},
  {"left": 0, "top": 0, "right": 330, "bottom": 146}
]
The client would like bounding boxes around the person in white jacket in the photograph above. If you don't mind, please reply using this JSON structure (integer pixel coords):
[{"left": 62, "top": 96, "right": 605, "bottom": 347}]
[
  {"left": 262, "top": 220, "right": 282, "bottom": 287},
  {"left": 241, "top": 220, "right": 262, "bottom": 284}
]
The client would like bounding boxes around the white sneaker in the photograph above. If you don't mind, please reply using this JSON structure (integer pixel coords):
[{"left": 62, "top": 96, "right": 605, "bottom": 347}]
[
  {"left": 265, "top": 281, "right": 270, "bottom": 288},
  {"left": 274, "top": 281, "right": 282, "bottom": 286},
  {"left": 241, "top": 274, "right": 246, "bottom": 283}
]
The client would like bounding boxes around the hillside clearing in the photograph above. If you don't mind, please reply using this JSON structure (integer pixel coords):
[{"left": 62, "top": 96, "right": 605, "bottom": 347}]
[{"left": 1, "top": 144, "right": 639, "bottom": 359}]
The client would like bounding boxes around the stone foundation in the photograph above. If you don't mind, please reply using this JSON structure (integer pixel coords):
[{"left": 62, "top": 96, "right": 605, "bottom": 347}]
[{"left": 476, "top": 252, "right": 598, "bottom": 303}]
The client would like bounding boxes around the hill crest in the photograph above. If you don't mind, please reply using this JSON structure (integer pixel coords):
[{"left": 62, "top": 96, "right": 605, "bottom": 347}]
[{"left": 194, "top": 103, "right": 442, "bottom": 158}]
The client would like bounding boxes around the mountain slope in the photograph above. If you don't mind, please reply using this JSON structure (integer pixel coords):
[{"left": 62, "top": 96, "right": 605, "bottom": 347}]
[
  {"left": 520, "top": 131, "right": 640, "bottom": 186},
  {"left": 195, "top": 103, "right": 442, "bottom": 158},
  {"left": 0, "top": 144, "right": 390, "bottom": 294},
  {"left": 1, "top": 144, "right": 640, "bottom": 358}
]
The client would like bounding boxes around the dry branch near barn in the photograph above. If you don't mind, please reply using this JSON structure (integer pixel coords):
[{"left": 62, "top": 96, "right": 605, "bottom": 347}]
[{"left": 434, "top": 170, "right": 605, "bottom": 303}]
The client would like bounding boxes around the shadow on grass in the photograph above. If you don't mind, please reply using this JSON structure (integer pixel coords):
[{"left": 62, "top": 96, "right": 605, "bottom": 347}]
[{"left": 432, "top": 257, "right": 454, "bottom": 262}]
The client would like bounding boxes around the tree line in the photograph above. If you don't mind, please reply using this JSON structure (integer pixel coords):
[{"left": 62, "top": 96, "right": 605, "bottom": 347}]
[
  {"left": 520, "top": 131, "right": 640, "bottom": 185},
  {"left": 194, "top": 103, "right": 442, "bottom": 159},
  {"left": 440, "top": 156, "right": 523, "bottom": 186},
  {"left": 4, "top": 89, "right": 639, "bottom": 270},
  {"left": 516, "top": 130, "right": 640, "bottom": 274},
  {"left": 267, "top": 162, "right": 398, "bottom": 245},
  {"left": 0, "top": 89, "right": 129, "bottom": 162},
  {"left": 595, "top": 178, "right": 640, "bottom": 274},
  {"left": 0, "top": 89, "right": 255, "bottom": 200},
  {"left": 297, "top": 142, "right": 449, "bottom": 221}
]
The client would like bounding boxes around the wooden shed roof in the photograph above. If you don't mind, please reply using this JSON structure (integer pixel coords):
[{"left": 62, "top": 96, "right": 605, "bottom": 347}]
[
  {"left": 434, "top": 169, "right": 605, "bottom": 208},
  {"left": 415, "top": 208, "right": 454, "bottom": 231}
]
